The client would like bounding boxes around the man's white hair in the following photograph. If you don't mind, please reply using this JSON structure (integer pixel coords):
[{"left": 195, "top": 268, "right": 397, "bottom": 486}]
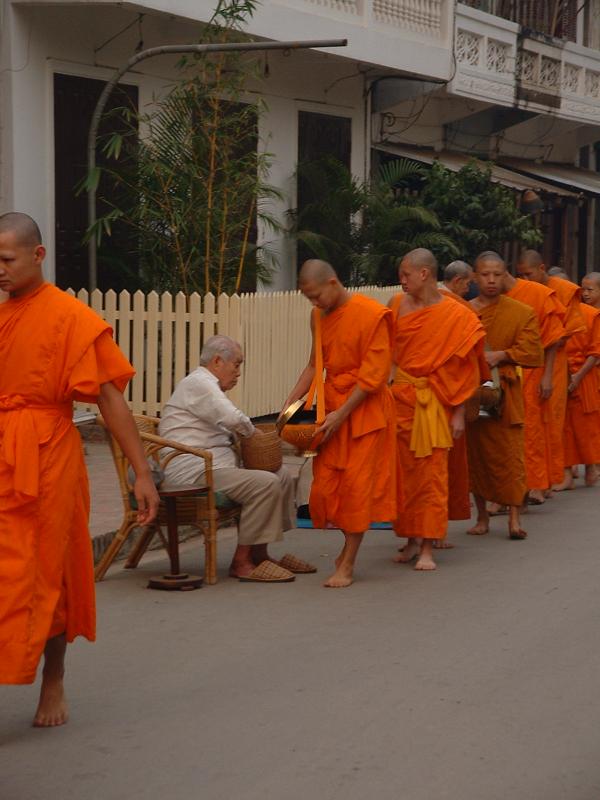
[{"left": 200, "top": 335, "right": 241, "bottom": 365}]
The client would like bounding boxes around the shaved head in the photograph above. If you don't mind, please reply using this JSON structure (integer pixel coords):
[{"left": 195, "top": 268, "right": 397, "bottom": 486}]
[
  {"left": 519, "top": 249, "right": 544, "bottom": 269},
  {"left": 548, "top": 266, "right": 569, "bottom": 280},
  {"left": 582, "top": 271, "right": 600, "bottom": 308},
  {"left": 0, "top": 212, "right": 42, "bottom": 247},
  {"left": 474, "top": 250, "right": 506, "bottom": 271},
  {"left": 298, "top": 259, "right": 338, "bottom": 286},
  {"left": 444, "top": 260, "right": 471, "bottom": 282},
  {"left": 401, "top": 248, "right": 438, "bottom": 280},
  {"left": 584, "top": 271, "right": 600, "bottom": 287}
]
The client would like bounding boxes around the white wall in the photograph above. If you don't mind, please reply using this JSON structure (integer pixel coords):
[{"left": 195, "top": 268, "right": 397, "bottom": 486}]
[{"left": 0, "top": 3, "right": 365, "bottom": 289}]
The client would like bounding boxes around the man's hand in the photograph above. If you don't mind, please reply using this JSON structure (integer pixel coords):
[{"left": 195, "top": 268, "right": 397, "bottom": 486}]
[
  {"left": 316, "top": 408, "right": 346, "bottom": 443},
  {"left": 485, "top": 350, "right": 505, "bottom": 369},
  {"left": 450, "top": 405, "right": 465, "bottom": 439},
  {"left": 133, "top": 473, "right": 159, "bottom": 525},
  {"left": 538, "top": 373, "right": 553, "bottom": 400},
  {"left": 568, "top": 371, "right": 582, "bottom": 393}
]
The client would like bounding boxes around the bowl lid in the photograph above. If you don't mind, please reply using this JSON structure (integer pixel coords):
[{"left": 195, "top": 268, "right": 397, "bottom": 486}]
[{"left": 276, "top": 399, "right": 306, "bottom": 433}]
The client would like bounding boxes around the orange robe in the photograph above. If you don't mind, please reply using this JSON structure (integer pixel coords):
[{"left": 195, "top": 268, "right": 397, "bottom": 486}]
[
  {"left": 391, "top": 295, "right": 485, "bottom": 539},
  {"left": 466, "top": 296, "right": 544, "bottom": 505},
  {"left": 310, "top": 294, "right": 397, "bottom": 532},
  {"left": 506, "top": 278, "right": 566, "bottom": 490},
  {"left": 563, "top": 303, "right": 600, "bottom": 465},
  {"left": 439, "top": 286, "right": 491, "bottom": 519},
  {"left": 0, "top": 283, "right": 134, "bottom": 684},
  {"left": 545, "top": 276, "right": 586, "bottom": 483}
]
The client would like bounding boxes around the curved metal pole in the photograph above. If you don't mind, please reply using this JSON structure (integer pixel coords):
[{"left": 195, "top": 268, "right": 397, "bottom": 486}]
[{"left": 86, "top": 38, "right": 347, "bottom": 290}]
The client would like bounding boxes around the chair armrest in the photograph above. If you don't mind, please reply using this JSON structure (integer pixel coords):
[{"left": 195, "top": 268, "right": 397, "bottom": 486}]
[{"left": 139, "top": 431, "right": 214, "bottom": 471}]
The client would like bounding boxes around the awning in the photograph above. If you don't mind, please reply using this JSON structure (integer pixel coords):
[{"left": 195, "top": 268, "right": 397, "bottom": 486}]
[
  {"left": 499, "top": 157, "right": 600, "bottom": 197},
  {"left": 372, "top": 143, "right": 579, "bottom": 198}
]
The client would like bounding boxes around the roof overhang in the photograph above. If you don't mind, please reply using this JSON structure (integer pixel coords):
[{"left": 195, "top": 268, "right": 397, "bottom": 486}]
[
  {"left": 372, "top": 143, "right": 579, "bottom": 198},
  {"left": 499, "top": 158, "right": 600, "bottom": 197}
]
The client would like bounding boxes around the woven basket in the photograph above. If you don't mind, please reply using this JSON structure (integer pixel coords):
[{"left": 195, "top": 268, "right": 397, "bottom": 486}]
[{"left": 240, "top": 423, "right": 283, "bottom": 472}]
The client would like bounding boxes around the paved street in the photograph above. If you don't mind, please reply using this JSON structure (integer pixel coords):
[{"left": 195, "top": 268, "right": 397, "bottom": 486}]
[{"left": 2, "top": 482, "right": 600, "bottom": 800}]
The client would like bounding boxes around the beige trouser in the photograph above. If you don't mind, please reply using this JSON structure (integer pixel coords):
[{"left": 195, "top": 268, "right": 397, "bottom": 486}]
[{"left": 164, "top": 455, "right": 295, "bottom": 546}]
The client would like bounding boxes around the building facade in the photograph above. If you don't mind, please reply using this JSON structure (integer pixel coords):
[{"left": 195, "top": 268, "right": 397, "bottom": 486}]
[{"left": 1, "top": 0, "right": 600, "bottom": 289}]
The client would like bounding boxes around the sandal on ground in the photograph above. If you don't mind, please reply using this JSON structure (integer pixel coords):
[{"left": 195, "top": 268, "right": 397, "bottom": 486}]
[
  {"left": 238, "top": 561, "right": 295, "bottom": 583},
  {"left": 279, "top": 554, "right": 317, "bottom": 574}
]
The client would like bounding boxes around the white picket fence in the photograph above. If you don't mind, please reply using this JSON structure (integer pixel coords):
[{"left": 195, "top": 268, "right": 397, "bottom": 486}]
[{"left": 68, "top": 286, "right": 401, "bottom": 418}]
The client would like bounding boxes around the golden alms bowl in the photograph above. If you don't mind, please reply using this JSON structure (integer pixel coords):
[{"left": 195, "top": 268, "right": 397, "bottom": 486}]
[{"left": 276, "top": 399, "right": 324, "bottom": 457}]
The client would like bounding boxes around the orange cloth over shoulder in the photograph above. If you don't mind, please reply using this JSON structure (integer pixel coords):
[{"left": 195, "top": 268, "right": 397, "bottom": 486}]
[
  {"left": 390, "top": 294, "right": 485, "bottom": 539},
  {"left": 564, "top": 303, "right": 600, "bottom": 465},
  {"left": 545, "top": 276, "right": 585, "bottom": 482},
  {"left": 309, "top": 294, "right": 398, "bottom": 533},
  {"left": 466, "top": 296, "right": 543, "bottom": 506},
  {"left": 439, "top": 287, "right": 490, "bottom": 519},
  {"left": 0, "top": 283, "right": 134, "bottom": 685},
  {"left": 506, "top": 278, "right": 566, "bottom": 490}
]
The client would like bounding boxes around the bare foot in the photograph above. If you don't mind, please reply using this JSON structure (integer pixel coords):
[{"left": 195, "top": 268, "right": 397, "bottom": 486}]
[
  {"left": 323, "top": 566, "right": 353, "bottom": 588},
  {"left": 433, "top": 539, "right": 454, "bottom": 549},
  {"left": 487, "top": 502, "right": 508, "bottom": 515},
  {"left": 544, "top": 489, "right": 555, "bottom": 499},
  {"left": 466, "top": 521, "right": 489, "bottom": 535},
  {"left": 509, "top": 527, "right": 527, "bottom": 540},
  {"left": 33, "top": 676, "right": 68, "bottom": 727},
  {"left": 228, "top": 560, "right": 256, "bottom": 578},
  {"left": 585, "top": 465, "right": 599, "bottom": 487},
  {"left": 552, "top": 477, "right": 575, "bottom": 492},
  {"left": 415, "top": 553, "right": 437, "bottom": 571},
  {"left": 393, "top": 539, "right": 420, "bottom": 563},
  {"left": 527, "top": 489, "right": 546, "bottom": 505},
  {"left": 572, "top": 466, "right": 580, "bottom": 479}
]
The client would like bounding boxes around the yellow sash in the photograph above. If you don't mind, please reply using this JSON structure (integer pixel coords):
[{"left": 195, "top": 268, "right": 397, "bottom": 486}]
[{"left": 394, "top": 368, "right": 452, "bottom": 457}]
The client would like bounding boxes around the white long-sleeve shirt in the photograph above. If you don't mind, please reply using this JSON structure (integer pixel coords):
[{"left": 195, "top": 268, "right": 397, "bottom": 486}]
[{"left": 158, "top": 366, "right": 255, "bottom": 483}]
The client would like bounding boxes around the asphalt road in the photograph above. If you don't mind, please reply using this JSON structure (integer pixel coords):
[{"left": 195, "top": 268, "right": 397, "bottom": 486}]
[{"left": 2, "top": 484, "right": 600, "bottom": 800}]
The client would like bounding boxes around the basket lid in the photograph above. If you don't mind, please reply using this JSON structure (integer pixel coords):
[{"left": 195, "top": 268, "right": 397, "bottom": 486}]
[{"left": 276, "top": 399, "right": 305, "bottom": 434}]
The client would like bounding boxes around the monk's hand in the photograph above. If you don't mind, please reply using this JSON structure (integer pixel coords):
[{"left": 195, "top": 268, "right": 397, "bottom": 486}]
[
  {"left": 538, "top": 373, "right": 553, "bottom": 400},
  {"left": 450, "top": 406, "right": 465, "bottom": 439},
  {"left": 568, "top": 372, "right": 582, "bottom": 393},
  {"left": 485, "top": 350, "right": 505, "bottom": 368},
  {"left": 134, "top": 474, "right": 160, "bottom": 524},
  {"left": 316, "top": 409, "right": 345, "bottom": 442}
]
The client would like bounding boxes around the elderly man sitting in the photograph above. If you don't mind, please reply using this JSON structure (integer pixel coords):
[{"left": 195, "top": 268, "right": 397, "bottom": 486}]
[{"left": 158, "top": 335, "right": 315, "bottom": 583}]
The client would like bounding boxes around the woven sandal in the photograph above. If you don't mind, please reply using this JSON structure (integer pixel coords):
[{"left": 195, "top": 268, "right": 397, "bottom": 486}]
[
  {"left": 279, "top": 554, "right": 318, "bottom": 574},
  {"left": 238, "top": 560, "right": 295, "bottom": 583}
]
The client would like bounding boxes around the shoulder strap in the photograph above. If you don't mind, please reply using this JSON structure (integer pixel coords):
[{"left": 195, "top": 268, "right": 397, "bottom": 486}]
[{"left": 303, "top": 308, "right": 326, "bottom": 423}]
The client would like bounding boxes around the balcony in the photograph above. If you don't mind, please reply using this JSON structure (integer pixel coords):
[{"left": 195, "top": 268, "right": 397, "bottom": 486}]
[
  {"left": 461, "top": 0, "right": 578, "bottom": 42},
  {"left": 451, "top": 3, "right": 600, "bottom": 125}
]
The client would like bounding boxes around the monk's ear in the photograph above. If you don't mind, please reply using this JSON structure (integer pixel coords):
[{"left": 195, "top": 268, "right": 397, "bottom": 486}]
[{"left": 33, "top": 245, "right": 46, "bottom": 263}]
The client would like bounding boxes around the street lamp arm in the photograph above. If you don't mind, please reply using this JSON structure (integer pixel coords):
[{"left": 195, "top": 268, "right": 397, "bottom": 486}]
[{"left": 86, "top": 38, "right": 348, "bottom": 290}]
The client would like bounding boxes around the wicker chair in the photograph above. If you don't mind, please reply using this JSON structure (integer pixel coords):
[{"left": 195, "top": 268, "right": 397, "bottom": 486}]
[{"left": 94, "top": 414, "right": 241, "bottom": 585}]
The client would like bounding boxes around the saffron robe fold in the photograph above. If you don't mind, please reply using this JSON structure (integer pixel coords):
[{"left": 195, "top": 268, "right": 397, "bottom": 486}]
[
  {"left": 563, "top": 303, "right": 600, "bottom": 465},
  {"left": 440, "top": 287, "right": 491, "bottom": 519},
  {"left": 0, "top": 283, "right": 134, "bottom": 684},
  {"left": 545, "top": 276, "right": 586, "bottom": 483},
  {"left": 390, "top": 295, "right": 485, "bottom": 539},
  {"left": 466, "top": 296, "right": 544, "bottom": 506},
  {"left": 506, "top": 278, "right": 566, "bottom": 490},
  {"left": 310, "top": 294, "right": 398, "bottom": 532}
]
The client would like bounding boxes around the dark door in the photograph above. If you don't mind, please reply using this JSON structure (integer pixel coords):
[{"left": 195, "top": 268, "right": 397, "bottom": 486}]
[{"left": 54, "top": 73, "right": 138, "bottom": 291}]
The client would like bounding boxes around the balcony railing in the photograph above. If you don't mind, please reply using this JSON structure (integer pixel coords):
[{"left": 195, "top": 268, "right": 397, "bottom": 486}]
[{"left": 462, "top": 0, "right": 578, "bottom": 42}]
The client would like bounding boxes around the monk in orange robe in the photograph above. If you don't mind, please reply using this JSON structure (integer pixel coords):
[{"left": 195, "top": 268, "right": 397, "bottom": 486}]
[
  {"left": 517, "top": 251, "right": 585, "bottom": 491},
  {"left": 0, "top": 213, "right": 159, "bottom": 727},
  {"left": 389, "top": 249, "right": 485, "bottom": 570},
  {"left": 582, "top": 271, "right": 600, "bottom": 311},
  {"left": 503, "top": 270, "right": 566, "bottom": 502},
  {"left": 438, "top": 260, "right": 490, "bottom": 533},
  {"left": 466, "top": 252, "right": 544, "bottom": 540},
  {"left": 284, "top": 260, "right": 397, "bottom": 588},
  {"left": 559, "top": 290, "right": 600, "bottom": 487}
]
